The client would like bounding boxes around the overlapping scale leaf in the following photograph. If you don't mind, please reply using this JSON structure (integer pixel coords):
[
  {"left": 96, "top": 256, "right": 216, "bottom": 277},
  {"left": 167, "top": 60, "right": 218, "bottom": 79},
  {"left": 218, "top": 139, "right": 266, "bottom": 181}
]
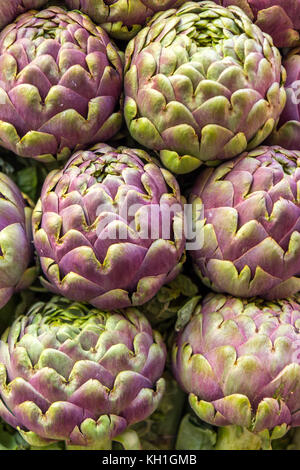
[
  {"left": 0, "top": 7, "right": 123, "bottom": 163},
  {"left": 189, "top": 146, "right": 300, "bottom": 299},
  {"left": 270, "top": 48, "right": 300, "bottom": 149},
  {"left": 65, "top": 0, "right": 186, "bottom": 40},
  {"left": 124, "top": 1, "right": 286, "bottom": 174},
  {"left": 172, "top": 293, "right": 300, "bottom": 434},
  {"left": 33, "top": 143, "right": 186, "bottom": 310},
  {"left": 0, "top": 298, "right": 166, "bottom": 448},
  {"left": 212, "top": 0, "right": 300, "bottom": 47},
  {"left": 0, "top": 172, "right": 35, "bottom": 309},
  {"left": 0, "top": 1, "right": 48, "bottom": 30}
]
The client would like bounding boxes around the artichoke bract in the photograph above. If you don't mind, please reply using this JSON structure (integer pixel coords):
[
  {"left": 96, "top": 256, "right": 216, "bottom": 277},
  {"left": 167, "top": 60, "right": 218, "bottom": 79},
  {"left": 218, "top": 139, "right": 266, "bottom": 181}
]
[
  {"left": 212, "top": 0, "right": 300, "bottom": 48},
  {"left": 190, "top": 146, "right": 300, "bottom": 300},
  {"left": 33, "top": 143, "right": 186, "bottom": 309},
  {"left": 0, "top": 1, "right": 48, "bottom": 30},
  {"left": 172, "top": 293, "right": 300, "bottom": 438},
  {"left": 0, "top": 7, "right": 123, "bottom": 163},
  {"left": 65, "top": 0, "right": 186, "bottom": 40},
  {"left": 0, "top": 172, "right": 35, "bottom": 309},
  {"left": 270, "top": 48, "right": 300, "bottom": 149},
  {"left": 124, "top": 1, "right": 286, "bottom": 175},
  {"left": 0, "top": 298, "right": 166, "bottom": 449}
]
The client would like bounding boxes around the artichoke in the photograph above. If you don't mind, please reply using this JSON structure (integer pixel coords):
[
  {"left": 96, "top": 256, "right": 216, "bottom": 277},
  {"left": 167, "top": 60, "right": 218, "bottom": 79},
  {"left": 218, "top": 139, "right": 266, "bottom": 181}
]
[
  {"left": 0, "top": 297, "right": 166, "bottom": 449},
  {"left": 190, "top": 146, "right": 300, "bottom": 300},
  {"left": 33, "top": 143, "right": 186, "bottom": 309},
  {"left": 0, "top": 7, "right": 123, "bottom": 163},
  {"left": 172, "top": 293, "right": 300, "bottom": 442},
  {"left": 212, "top": 1, "right": 300, "bottom": 47},
  {"left": 0, "top": 1, "right": 48, "bottom": 31},
  {"left": 65, "top": 0, "right": 186, "bottom": 40},
  {"left": 0, "top": 172, "right": 35, "bottom": 309},
  {"left": 124, "top": 1, "right": 286, "bottom": 174},
  {"left": 270, "top": 48, "right": 300, "bottom": 149}
]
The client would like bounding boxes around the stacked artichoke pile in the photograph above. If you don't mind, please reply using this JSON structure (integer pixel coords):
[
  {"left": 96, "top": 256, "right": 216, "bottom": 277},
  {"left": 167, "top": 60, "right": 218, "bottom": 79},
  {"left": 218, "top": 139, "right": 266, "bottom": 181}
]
[{"left": 0, "top": 0, "right": 300, "bottom": 451}]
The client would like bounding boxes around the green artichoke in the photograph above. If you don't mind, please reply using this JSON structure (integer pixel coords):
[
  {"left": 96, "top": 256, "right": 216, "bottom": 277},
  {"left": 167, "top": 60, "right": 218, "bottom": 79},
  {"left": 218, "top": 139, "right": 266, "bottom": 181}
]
[
  {"left": 65, "top": 0, "right": 186, "bottom": 40},
  {"left": 33, "top": 143, "right": 186, "bottom": 310},
  {"left": 0, "top": 7, "right": 123, "bottom": 163},
  {"left": 124, "top": 1, "right": 286, "bottom": 174},
  {"left": 172, "top": 293, "right": 300, "bottom": 442},
  {"left": 190, "top": 146, "right": 300, "bottom": 300},
  {"left": 0, "top": 297, "right": 166, "bottom": 449},
  {"left": 0, "top": 172, "right": 35, "bottom": 309},
  {"left": 212, "top": 1, "right": 300, "bottom": 48}
]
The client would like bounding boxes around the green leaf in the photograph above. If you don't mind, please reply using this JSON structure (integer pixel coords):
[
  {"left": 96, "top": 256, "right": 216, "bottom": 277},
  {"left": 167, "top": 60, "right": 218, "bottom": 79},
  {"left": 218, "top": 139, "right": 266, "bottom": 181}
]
[
  {"left": 16, "top": 167, "right": 38, "bottom": 201},
  {"left": 176, "top": 414, "right": 217, "bottom": 450}
]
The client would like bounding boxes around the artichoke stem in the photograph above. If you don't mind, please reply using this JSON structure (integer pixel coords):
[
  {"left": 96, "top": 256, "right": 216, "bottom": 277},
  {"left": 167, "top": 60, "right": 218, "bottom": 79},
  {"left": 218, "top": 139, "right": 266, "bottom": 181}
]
[
  {"left": 66, "top": 440, "right": 113, "bottom": 451},
  {"left": 66, "top": 430, "right": 142, "bottom": 451},
  {"left": 215, "top": 426, "right": 266, "bottom": 451},
  {"left": 114, "top": 430, "right": 142, "bottom": 450}
]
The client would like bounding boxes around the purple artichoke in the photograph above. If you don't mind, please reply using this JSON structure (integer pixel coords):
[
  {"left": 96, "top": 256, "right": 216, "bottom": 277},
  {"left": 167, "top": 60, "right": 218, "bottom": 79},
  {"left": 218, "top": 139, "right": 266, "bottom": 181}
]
[
  {"left": 213, "top": 1, "right": 300, "bottom": 47},
  {"left": 172, "top": 293, "right": 300, "bottom": 438},
  {"left": 0, "top": 297, "right": 166, "bottom": 449},
  {"left": 65, "top": 0, "right": 186, "bottom": 39},
  {"left": 0, "top": 7, "right": 123, "bottom": 163},
  {"left": 0, "top": 172, "right": 35, "bottom": 309},
  {"left": 0, "top": 1, "right": 48, "bottom": 30},
  {"left": 33, "top": 144, "right": 186, "bottom": 310},
  {"left": 189, "top": 146, "right": 300, "bottom": 300},
  {"left": 124, "top": 1, "right": 286, "bottom": 174},
  {"left": 270, "top": 48, "right": 300, "bottom": 149}
]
